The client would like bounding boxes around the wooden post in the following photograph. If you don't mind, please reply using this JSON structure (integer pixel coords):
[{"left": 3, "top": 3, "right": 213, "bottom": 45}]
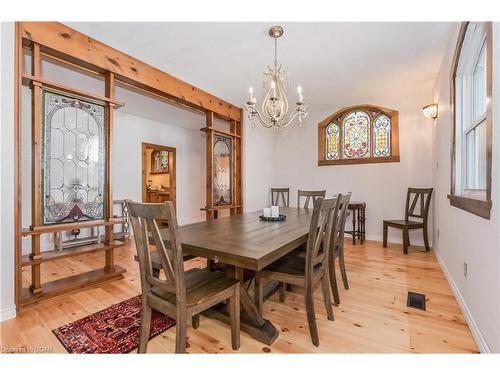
[
  {"left": 104, "top": 71, "right": 115, "bottom": 271},
  {"left": 230, "top": 120, "right": 238, "bottom": 216},
  {"left": 14, "top": 22, "right": 23, "bottom": 305},
  {"left": 205, "top": 111, "right": 214, "bottom": 220},
  {"left": 29, "top": 42, "right": 42, "bottom": 294},
  {"left": 235, "top": 111, "right": 243, "bottom": 214}
]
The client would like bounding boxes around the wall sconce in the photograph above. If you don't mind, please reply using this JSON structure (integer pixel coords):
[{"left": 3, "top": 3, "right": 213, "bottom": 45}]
[{"left": 422, "top": 103, "right": 438, "bottom": 121}]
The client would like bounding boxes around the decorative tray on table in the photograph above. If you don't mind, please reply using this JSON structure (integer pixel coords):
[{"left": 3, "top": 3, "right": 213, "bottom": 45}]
[{"left": 259, "top": 214, "right": 286, "bottom": 221}]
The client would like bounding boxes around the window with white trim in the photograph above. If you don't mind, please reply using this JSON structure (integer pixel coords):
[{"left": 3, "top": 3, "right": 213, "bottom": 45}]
[{"left": 454, "top": 22, "right": 488, "bottom": 200}]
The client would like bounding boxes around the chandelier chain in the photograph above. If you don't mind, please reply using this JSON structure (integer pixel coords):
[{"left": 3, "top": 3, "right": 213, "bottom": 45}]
[{"left": 274, "top": 37, "right": 278, "bottom": 68}]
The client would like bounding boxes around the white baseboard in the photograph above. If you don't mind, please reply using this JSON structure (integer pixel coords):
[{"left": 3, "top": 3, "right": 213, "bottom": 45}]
[
  {"left": 365, "top": 234, "right": 429, "bottom": 248},
  {"left": 434, "top": 248, "right": 491, "bottom": 353},
  {"left": 0, "top": 305, "right": 16, "bottom": 322}
]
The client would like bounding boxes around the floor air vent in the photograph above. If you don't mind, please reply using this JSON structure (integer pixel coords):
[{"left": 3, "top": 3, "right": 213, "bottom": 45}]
[{"left": 407, "top": 292, "right": 426, "bottom": 311}]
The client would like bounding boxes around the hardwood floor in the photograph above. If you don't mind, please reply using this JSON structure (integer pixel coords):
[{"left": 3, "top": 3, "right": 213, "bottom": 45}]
[{"left": 0, "top": 239, "right": 478, "bottom": 353}]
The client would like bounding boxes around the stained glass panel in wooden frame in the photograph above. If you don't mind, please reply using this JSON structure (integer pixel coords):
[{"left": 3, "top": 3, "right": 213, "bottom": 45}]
[{"left": 41, "top": 89, "right": 106, "bottom": 225}]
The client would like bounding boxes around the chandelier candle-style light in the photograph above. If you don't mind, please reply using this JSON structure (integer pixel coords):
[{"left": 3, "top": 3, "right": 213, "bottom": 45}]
[{"left": 245, "top": 25, "right": 308, "bottom": 130}]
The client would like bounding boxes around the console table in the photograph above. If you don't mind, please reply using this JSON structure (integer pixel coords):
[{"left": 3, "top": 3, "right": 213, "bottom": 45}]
[{"left": 345, "top": 201, "right": 366, "bottom": 244}]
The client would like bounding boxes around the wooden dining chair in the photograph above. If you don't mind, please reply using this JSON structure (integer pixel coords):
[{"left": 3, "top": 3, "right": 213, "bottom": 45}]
[
  {"left": 254, "top": 196, "right": 339, "bottom": 346},
  {"left": 128, "top": 201, "right": 240, "bottom": 353},
  {"left": 328, "top": 193, "right": 351, "bottom": 305},
  {"left": 383, "top": 188, "right": 433, "bottom": 254},
  {"left": 271, "top": 187, "right": 290, "bottom": 207},
  {"left": 297, "top": 190, "right": 326, "bottom": 208}
]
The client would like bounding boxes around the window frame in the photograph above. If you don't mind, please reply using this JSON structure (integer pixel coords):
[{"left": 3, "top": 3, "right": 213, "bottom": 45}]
[
  {"left": 448, "top": 22, "right": 493, "bottom": 219},
  {"left": 318, "top": 104, "right": 400, "bottom": 166}
]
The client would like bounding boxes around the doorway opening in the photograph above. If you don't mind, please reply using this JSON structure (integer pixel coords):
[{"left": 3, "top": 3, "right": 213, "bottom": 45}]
[{"left": 142, "top": 142, "right": 176, "bottom": 208}]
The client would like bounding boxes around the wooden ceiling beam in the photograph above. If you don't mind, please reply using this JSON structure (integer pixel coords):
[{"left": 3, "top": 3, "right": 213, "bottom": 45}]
[{"left": 19, "top": 22, "right": 241, "bottom": 122}]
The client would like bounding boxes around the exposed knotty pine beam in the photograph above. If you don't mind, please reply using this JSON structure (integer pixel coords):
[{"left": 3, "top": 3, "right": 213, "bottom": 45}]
[
  {"left": 14, "top": 22, "right": 23, "bottom": 307},
  {"left": 19, "top": 22, "right": 241, "bottom": 122},
  {"left": 30, "top": 42, "right": 42, "bottom": 294},
  {"left": 205, "top": 111, "right": 214, "bottom": 220},
  {"left": 104, "top": 71, "right": 115, "bottom": 271}
]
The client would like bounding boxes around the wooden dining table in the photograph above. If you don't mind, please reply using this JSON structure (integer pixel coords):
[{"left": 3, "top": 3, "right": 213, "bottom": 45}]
[{"left": 157, "top": 207, "right": 314, "bottom": 345}]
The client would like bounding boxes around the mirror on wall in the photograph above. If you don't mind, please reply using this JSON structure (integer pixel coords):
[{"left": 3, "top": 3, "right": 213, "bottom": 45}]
[
  {"left": 42, "top": 89, "right": 107, "bottom": 225},
  {"left": 213, "top": 134, "right": 232, "bottom": 206}
]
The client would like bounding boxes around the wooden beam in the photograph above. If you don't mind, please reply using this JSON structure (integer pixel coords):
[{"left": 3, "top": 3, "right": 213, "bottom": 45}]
[
  {"left": 104, "top": 71, "right": 115, "bottom": 271},
  {"left": 22, "top": 219, "right": 123, "bottom": 236},
  {"left": 30, "top": 42, "right": 42, "bottom": 294},
  {"left": 14, "top": 22, "right": 23, "bottom": 308},
  {"left": 235, "top": 110, "right": 244, "bottom": 214},
  {"left": 22, "top": 74, "right": 125, "bottom": 108},
  {"left": 230, "top": 120, "right": 238, "bottom": 216},
  {"left": 205, "top": 111, "right": 214, "bottom": 220},
  {"left": 19, "top": 22, "right": 241, "bottom": 122},
  {"left": 21, "top": 240, "right": 125, "bottom": 267},
  {"left": 199, "top": 127, "right": 241, "bottom": 138},
  {"left": 20, "top": 266, "right": 126, "bottom": 308}
]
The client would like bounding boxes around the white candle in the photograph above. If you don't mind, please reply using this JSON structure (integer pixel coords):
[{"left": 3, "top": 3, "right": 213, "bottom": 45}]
[
  {"left": 271, "top": 80, "right": 277, "bottom": 97},
  {"left": 297, "top": 85, "right": 303, "bottom": 103},
  {"left": 248, "top": 86, "right": 254, "bottom": 102},
  {"left": 271, "top": 206, "right": 279, "bottom": 218},
  {"left": 263, "top": 207, "right": 271, "bottom": 218}
]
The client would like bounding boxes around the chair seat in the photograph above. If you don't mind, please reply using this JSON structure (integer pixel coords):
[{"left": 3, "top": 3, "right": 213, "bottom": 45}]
[
  {"left": 260, "top": 254, "right": 322, "bottom": 279},
  {"left": 383, "top": 219, "right": 424, "bottom": 228},
  {"left": 151, "top": 268, "right": 238, "bottom": 308},
  {"left": 265, "top": 254, "right": 307, "bottom": 275}
]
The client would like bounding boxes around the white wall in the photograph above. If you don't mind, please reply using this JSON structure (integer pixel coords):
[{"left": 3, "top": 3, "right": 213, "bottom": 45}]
[
  {"left": 0, "top": 22, "right": 17, "bottom": 321},
  {"left": 113, "top": 111, "right": 206, "bottom": 225},
  {"left": 273, "top": 95, "right": 435, "bottom": 245},
  {"left": 431, "top": 23, "right": 500, "bottom": 353},
  {"left": 243, "top": 121, "right": 276, "bottom": 211}
]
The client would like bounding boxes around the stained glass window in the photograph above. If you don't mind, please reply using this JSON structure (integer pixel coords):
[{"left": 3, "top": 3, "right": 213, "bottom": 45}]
[
  {"left": 213, "top": 134, "right": 232, "bottom": 206},
  {"left": 325, "top": 122, "right": 340, "bottom": 160},
  {"left": 373, "top": 114, "right": 391, "bottom": 157},
  {"left": 321, "top": 105, "right": 398, "bottom": 164},
  {"left": 42, "top": 90, "right": 106, "bottom": 225},
  {"left": 151, "top": 150, "right": 169, "bottom": 173},
  {"left": 343, "top": 110, "right": 370, "bottom": 159}
]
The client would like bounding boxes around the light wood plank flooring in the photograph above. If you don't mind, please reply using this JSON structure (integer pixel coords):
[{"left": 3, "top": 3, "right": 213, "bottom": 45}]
[{"left": 0, "top": 240, "right": 478, "bottom": 353}]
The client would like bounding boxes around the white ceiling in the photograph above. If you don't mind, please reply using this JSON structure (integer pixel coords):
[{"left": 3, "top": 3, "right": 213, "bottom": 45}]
[{"left": 64, "top": 22, "right": 454, "bottom": 123}]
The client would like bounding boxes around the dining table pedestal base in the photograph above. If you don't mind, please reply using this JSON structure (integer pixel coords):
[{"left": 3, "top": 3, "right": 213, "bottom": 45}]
[
  {"left": 202, "top": 299, "right": 279, "bottom": 346},
  {"left": 201, "top": 265, "right": 279, "bottom": 345}
]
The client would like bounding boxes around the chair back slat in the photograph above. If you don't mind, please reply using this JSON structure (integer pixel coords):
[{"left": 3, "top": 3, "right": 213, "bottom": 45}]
[
  {"left": 129, "top": 214, "right": 154, "bottom": 289},
  {"left": 271, "top": 187, "right": 290, "bottom": 207},
  {"left": 305, "top": 197, "right": 338, "bottom": 279},
  {"left": 408, "top": 193, "right": 421, "bottom": 217},
  {"left": 128, "top": 201, "right": 186, "bottom": 303},
  {"left": 297, "top": 190, "right": 326, "bottom": 208},
  {"left": 334, "top": 193, "right": 352, "bottom": 250},
  {"left": 146, "top": 217, "right": 176, "bottom": 284},
  {"left": 405, "top": 188, "right": 433, "bottom": 222}
]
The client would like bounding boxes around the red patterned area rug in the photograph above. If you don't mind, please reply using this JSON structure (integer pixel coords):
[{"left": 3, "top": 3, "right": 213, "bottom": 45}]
[{"left": 53, "top": 295, "right": 176, "bottom": 353}]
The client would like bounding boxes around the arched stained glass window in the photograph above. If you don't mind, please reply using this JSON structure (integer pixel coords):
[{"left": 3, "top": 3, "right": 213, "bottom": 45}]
[
  {"left": 318, "top": 105, "right": 399, "bottom": 166},
  {"left": 343, "top": 110, "right": 370, "bottom": 159},
  {"left": 373, "top": 114, "right": 391, "bottom": 157},
  {"left": 325, "top": 122, "right": 340, "bottom": 160}
]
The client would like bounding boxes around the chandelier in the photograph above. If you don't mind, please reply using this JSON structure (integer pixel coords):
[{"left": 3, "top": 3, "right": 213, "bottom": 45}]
[{"left": 245, "top": 25, "right": 308, "bottom": 130}]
